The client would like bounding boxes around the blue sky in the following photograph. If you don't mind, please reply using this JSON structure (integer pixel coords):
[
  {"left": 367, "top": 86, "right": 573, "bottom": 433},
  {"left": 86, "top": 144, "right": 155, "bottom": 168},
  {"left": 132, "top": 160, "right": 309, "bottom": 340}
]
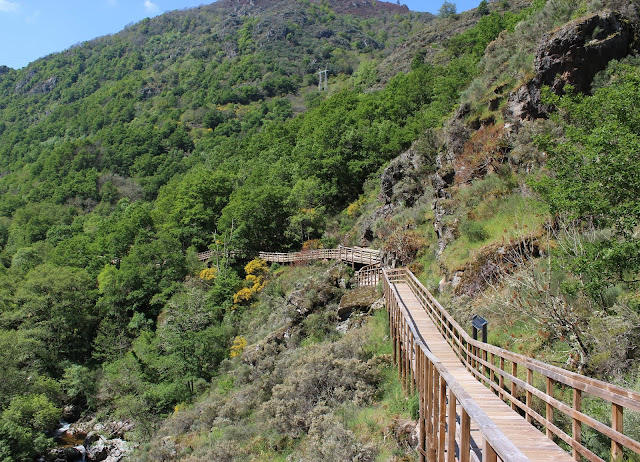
[{"left": 0, "top": 0, "right": 480, "bottom": 69}]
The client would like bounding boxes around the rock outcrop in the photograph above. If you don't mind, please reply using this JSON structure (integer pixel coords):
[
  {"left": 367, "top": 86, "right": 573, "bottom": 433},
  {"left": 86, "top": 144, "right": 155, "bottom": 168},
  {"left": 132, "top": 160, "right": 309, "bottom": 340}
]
[
  {"left": 508, "top": 10, "right": 640, "bottom": 120},
  {"left": 30, "top": 75, "right": 57, "bottom": 95},
  {"left": 337, "top": 286, "right": 380, "bottom": 321},
  {"left": 243, "top": 264, "right": 349, "bottom": 364},
  {"left": 358, "top": 141, "right": 435, "bottom": 246},
  {"left": 46, "top": 420, "right": 135, "bottom": 462},
  {"left": 379, "top": 146, "right": 430, "bottom": 209}
]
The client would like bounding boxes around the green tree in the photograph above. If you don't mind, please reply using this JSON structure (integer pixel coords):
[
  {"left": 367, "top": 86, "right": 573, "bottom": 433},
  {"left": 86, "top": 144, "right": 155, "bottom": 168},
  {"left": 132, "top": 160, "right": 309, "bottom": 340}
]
[
  {"left": 0, "top": 330, "right": 46, "bottom": 408},
  {"left": 477, "top": 0, "right": 489, "bottom": 15},
  {"left": 218, "top": 184, "right": 293, "bottom": 253},
  {"left": 439, "top": 1, "right": 457, "bottom": 18},
  {"left": 156, "top": 287, "right": 231, "bottom": 383},
  {"left": 0, "top": 394, "right": 61, "bottom": 461},
  {"left": 153, "top": 169, "right": 232, "bottom": 249},
  {"left": 93, "top": 235, "right": 186, "bottom": 361},
  {"left": 14, "top": 264, "right": 98, "bottom": 370}
]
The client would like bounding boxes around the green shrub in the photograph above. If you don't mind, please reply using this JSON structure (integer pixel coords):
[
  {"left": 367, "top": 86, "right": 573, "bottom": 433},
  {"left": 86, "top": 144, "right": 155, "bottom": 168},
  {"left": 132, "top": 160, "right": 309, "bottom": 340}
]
[{"left": 461, "top": 220, "right": 489, "bottom": 242}]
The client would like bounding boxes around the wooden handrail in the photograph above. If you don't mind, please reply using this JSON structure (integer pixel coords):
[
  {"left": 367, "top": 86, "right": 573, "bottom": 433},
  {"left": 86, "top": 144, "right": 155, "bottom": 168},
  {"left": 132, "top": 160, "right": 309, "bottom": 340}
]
[
  {"left": 386, "top": 267, "right": 640, "bottom": 462},
  {"left": 355, "top": 263, "right": 382, "bottom": 287},
  {"left": 199, "top": 246, "right": 381, "bottom": 265}
]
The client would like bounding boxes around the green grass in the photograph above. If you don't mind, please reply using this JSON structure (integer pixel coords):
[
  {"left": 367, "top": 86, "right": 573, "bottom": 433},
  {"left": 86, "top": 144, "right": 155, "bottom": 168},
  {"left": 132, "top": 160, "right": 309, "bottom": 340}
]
[
  {"left": 487, "top": 319, "right": 546, "bottom": 357},
  {"left": 441, "top": 193, "right": 549, "bottom": 272},
  {"left": 338, "top": 308, "right": 419, "bottom": 461}
]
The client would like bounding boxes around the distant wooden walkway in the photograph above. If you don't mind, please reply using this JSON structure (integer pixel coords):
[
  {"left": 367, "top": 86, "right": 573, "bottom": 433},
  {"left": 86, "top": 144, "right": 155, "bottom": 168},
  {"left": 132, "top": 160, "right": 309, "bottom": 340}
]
[
  {"left": 259, "top": 246, "right": 381, "bottom": 266},
  {"left": 196, "top": 245, "right": 381, "bottom": 266}
]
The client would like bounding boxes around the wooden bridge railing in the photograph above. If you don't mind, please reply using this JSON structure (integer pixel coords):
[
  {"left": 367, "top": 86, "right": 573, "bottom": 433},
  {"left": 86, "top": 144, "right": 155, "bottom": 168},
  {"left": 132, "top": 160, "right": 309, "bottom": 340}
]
[
  {"left": 385, "top": 268, "right": 531, "bottom": 462},
  {"left": 258, "top": 245, "right": 381, "bottom": 266},
  {"left": 356, "top": 263, "right": 382, "bottom": 287},
  {"left": 385, "top": 268, "right": 640, "bottom": 462},
  {"left": 196, "top": 249, "right": 240, "bottom": 261}
]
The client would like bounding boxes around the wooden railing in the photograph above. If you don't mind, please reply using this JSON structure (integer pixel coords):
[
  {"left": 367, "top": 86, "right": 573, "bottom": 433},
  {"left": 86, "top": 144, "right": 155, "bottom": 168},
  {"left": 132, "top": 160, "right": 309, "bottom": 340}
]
[
  {"left": 196, "top": 249, "right": 240, "bottom": 261},
  {"left": 385, "top": 268, "right": 531, "bottom": 462},
  {"left": 259, "top": 245, "right": 381, "bottom": 266},
  {"left": 356, "top": 263, "right": 382, "bottom": 287},
  {"left": 385, "top": 268, "right": 640, "bottom": 462},
  {"left": 197, "top": 249, "right": 216, "bottom": 261}
]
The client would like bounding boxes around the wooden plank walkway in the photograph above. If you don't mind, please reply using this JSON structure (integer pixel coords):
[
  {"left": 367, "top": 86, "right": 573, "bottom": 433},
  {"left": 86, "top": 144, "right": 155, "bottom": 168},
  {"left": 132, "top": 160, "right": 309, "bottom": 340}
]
[{"left": 394, "top": 282, "right": 574, "bottom": 462}]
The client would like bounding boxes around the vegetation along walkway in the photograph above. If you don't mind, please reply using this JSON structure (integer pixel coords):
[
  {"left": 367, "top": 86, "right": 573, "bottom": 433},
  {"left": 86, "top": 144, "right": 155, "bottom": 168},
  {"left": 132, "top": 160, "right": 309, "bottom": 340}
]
[{"left": 200, "top": 248, "right": 640, "bottom": 462}]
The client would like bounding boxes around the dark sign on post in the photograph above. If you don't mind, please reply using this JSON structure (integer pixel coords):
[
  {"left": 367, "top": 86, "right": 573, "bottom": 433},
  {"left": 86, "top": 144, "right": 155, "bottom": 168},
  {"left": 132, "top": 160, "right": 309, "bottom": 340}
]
[{"left": 471, "top": 314, "right": 488, "bottom": 343}]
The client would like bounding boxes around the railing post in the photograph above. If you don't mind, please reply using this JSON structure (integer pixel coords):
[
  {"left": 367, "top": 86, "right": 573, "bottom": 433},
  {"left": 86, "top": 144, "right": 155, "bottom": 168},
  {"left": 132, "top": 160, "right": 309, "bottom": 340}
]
[
  {"left": 438, "top": 375, "right": 447, "bottom": 462},
  {"left": 426, "top": 358, "right": 433, "bottom": 459},
  {"left": 397, "top": 314, "right": 402, "bottom": 371},
  {"left": 572, "top": 388, "right": 582, "bottom": 461},
  {"left": 404, "top": 321, "right": 410, "bottom": 391},
  {"left": 391, "top": 292, "right": 396, "bottom": 357},
  {"left": 419, "top": 353, "right": 426, "bottom": 462},
  {"left": 482, "top": 438, "right": 498, "bottom": 462},
  {"left": 546, "top": 377, "right": 554, "bottom": 438},
  {"left": 461, "top": 408, "right": 471, "bottom": 462},
  {"left": 612, "top": 403, "right": 623, "bottom": 461},
  {"left": 526, "top": 368, "right": 533, "bottom": 423},
  {"left": 410, "top": 336, "right": 416, "bottom": 395},
  {"left": 431, "top": 368, "right": 440, "bottom": 462},
  {"left": 447, "top": 390, "right": 456, "bottom": 462},
  {"left": 404, "top": 322, "right": 410, "bottom": 391},
  {"left": 483, "top": 349, "right": 488, "bottom": 378},
  {"left": 499, "top": 357, "right": 505, "bottom": 401},
  {"left": 490, "top": 353, "right": 496, "bottom": 395},
  {"left": 511, "top": 362, "right": 518, "bottom": 411}
]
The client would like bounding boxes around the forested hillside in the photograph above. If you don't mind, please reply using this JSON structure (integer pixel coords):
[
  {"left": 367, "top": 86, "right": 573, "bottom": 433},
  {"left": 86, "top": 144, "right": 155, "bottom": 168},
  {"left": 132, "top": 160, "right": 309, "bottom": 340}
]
[{"left": 0, "top": 0, "right": 639, "bottom": 460}]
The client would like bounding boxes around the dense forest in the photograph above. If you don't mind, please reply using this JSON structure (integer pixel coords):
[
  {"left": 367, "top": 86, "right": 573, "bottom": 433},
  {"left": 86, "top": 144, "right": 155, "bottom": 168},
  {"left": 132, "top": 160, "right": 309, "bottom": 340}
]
[{"left": 0, "top": 0, "right": 639, "bottom": 460}]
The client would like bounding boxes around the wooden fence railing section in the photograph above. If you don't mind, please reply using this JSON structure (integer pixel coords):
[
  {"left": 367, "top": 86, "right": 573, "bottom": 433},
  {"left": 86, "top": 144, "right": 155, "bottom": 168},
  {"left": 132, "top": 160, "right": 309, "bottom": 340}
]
[
  {"left": 196, "top": 249, "right": 240, "bottom": 261},
  {"left": 258, "top": 245, "right": 381, "bottom": 266},
  {"left": 355, "top": 263, "right": 382, "bottom": 287},
  {"left": 197, "top": 246, "right": 381, "bottom": 264},
  {"left": 385, "top": 267, "right": 640, "bottom": 462}
]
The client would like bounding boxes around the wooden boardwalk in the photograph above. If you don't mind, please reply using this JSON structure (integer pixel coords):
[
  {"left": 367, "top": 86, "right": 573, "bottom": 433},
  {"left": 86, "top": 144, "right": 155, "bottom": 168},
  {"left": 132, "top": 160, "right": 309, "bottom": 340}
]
[
  {"left": 394, "top": 282, "right": 572, "bottom": 462},
  {"left": 385, "top": 268, "right": 640, "bottom": 462},
  {"left": 197, "top": 246, "right": 381, "bottom": 266}
]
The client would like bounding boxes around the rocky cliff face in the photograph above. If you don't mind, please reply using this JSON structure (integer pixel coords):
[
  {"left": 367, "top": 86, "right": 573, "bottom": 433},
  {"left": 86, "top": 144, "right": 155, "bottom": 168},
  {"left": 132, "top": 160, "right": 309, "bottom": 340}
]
[{"left": 508, "top": 10, "right": 640, "bottom": 120}]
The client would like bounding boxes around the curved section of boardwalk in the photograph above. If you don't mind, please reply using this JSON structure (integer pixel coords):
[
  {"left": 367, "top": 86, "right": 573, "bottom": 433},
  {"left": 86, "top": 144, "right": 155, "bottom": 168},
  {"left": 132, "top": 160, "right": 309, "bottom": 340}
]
[
  {"left": 197, "top": 246, "right": 381, "bottom": 266},
  {"left": 385, "top": 268, "right": 640, "bottom": 462}
]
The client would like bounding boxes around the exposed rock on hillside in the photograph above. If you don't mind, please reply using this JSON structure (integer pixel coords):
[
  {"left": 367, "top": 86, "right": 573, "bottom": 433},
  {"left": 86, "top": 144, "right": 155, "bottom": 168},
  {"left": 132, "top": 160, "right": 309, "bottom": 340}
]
[
  {"left": 243, "top": 264, "right": 349, "bottom": 364},
  {"left": 338, "top": 286, "right": 379, "bottom": 320},
  {"left": 30, "top": 75, "right": 57, "bottom": 95},
  {"left": 508, "top": 10, "right": 640, "bottom": 120},
  {"left": 357, "top": 142, "right": 434, "bottom": 246},
  {"left": 452, "top": 234, "right": 542, "bottom": 296},
  {"left": 379, "top": 147, "right": 430, "bottom": 209}
]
